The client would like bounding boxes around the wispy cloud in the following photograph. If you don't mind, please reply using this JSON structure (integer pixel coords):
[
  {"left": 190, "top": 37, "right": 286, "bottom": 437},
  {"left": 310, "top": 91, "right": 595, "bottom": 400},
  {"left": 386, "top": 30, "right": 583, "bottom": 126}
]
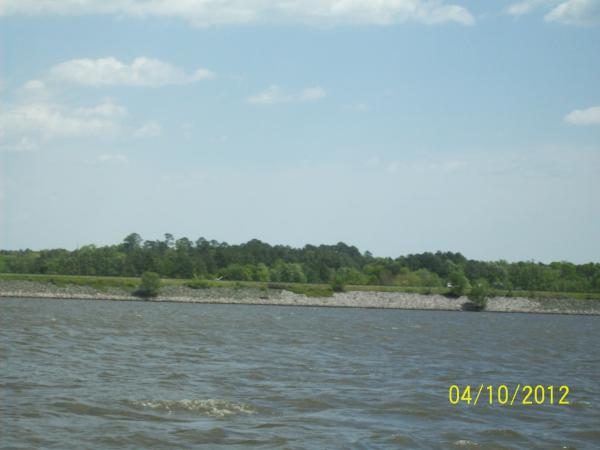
[
  {"left": 565, "top": 105, "right": 600, "bottom": 125},
  {"left": 48, "top": 57, "right": 215, "bottom": 87},
  {"left": 134, "top": 121, "right": 163, "bottom": 138},
  {"left": 344, "top": 103, "right": 369, "bottom": 112},
  {"left": 0, "top": 99, "right": 126, "bottom": 151},
  {"left": 1, "top": 58, "right": 184, "bottom": 149},
  {"left": 0, "top": 97, "right": 161, "bottom": 151},
  {"left": 248, "top": 85, "right": 326, "bottom": 105},
  {"left": 0, "top": 136, "right": 40, "bottom": 152},
  {"left": 507, "top": 0, "right": 600, "bottom": 26},
  {"left": 507, "top": 0, "right": 552, "bottom": 16},
  {"left": 546, "top": 0, "right": 600, "bottom": 25},
  {"left": 19, "top": 79, "right": 46, "bottom": 92},
  {"left": 0, "top": 0, "right": 475, "bottom": 26},
  {"left": 16, "top": 79, "right": 54, "bottom": 103}
]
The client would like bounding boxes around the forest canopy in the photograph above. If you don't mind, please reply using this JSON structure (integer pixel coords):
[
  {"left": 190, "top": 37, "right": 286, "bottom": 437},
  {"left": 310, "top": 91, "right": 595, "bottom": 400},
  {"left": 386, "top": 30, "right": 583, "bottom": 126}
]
[{"left": 1, "top": 233, "right": 599, "bottom": 293}]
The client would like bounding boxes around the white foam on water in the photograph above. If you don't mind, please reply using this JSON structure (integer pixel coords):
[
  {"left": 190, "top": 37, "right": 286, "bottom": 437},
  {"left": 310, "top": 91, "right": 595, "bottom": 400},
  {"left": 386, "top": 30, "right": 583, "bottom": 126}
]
[
  {"left": 127, "top": 399, "right": 254, "bottom": 417},
  {"left": 453, "top": 439, "right": 480, "bottom": 447}
]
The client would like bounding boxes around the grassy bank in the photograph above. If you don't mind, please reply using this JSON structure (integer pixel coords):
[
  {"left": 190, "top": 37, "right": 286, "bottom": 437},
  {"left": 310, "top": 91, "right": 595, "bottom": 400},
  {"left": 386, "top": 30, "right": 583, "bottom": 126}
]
[
  {"left": 2, "top": 273, "right": 600, "bottom": 301},
  {"left": 348, "top": 283, "right": 600, "bottom": 301},
  {"left": 0, "top": 273, "right": 334, "bottom": 297}
]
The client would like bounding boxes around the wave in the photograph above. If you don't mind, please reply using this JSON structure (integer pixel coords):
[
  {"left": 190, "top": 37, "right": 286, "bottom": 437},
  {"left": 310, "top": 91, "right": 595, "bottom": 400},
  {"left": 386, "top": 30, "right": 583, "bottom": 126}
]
[
  {"left": 125, "top": 399, "right": 255, "bottom": 417},
  {"left": 453, "top": 439, "right": 480, "bottom": 447}
]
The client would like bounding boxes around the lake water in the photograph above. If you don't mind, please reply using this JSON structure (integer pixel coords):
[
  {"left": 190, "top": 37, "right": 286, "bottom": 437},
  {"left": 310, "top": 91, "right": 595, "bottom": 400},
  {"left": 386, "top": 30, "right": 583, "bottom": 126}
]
[{"left": 1, "top": 298, "right": 599, "bottom": 449}]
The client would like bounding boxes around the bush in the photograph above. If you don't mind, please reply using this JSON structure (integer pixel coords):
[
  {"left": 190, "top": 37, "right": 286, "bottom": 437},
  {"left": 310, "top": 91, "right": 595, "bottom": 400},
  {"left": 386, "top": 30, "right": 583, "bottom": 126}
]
[
  {"left": 466, "top": 279, "right": 489, "bottom": 311},
  {"left": 447, "top": 270, "right": 470, "bottom": 297},
  {"left": 289, "top": 284, "right": 333, "bottom": 297},
  {"left": 186, "top": 279, "right": 210, "bottom": 289},
  {"left": 331, "top": 279, "right": 346, "bottom": 293},
  {"left": 329, "top": 270, "right": 347, "bottom": 293},
  {"left": 135, "top": 271, "right": 161, "bottom": 298}
]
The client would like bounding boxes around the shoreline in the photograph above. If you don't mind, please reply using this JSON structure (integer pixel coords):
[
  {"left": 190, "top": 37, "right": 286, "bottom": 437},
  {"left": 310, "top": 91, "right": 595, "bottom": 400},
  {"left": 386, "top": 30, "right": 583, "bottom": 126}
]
[{"left": 2, "top": 280, "right": 600, "bottom": 315}]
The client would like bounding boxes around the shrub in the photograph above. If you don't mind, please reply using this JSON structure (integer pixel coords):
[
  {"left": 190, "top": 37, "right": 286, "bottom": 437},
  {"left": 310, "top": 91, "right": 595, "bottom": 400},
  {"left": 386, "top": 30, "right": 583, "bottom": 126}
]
[
  {"left": 329, "top": 271, "right": 347, "bottom": 293},
  {"left": 135, "top": 271, "right": 161, "bottom": 298},
  {"left": 289, "top": 284, "right": 333, "bottom": 297},
  {"left": 466, "top": 279, "right": 489, "bottom": 311},
  {"left": 331, "top": 279, "right": 346, "bottom": 293},
  {"left": 447, "top": 270, "right": 470, "bottom": 297},
  {"left": 186, "top": 279, "right": 210, "bottom": 289}
]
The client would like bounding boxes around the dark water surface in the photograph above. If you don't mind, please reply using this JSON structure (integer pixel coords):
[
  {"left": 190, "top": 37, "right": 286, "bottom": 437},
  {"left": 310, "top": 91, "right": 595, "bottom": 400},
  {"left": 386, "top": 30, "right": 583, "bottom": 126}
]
[{"left": 1, "top": 298, "right": 599, "bottom": 449}]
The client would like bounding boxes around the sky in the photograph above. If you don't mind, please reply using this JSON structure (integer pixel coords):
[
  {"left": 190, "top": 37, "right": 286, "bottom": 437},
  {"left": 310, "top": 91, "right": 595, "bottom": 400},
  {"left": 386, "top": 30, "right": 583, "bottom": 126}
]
[{"left": 1, "top": 0, "right": 599, "bottom": 263}]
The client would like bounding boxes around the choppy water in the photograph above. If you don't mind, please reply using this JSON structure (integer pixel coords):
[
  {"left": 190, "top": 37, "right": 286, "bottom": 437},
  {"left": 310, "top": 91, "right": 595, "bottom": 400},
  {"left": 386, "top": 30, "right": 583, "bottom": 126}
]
[{"left": 1, "top": 298, "right": 599, "bottom": 449}]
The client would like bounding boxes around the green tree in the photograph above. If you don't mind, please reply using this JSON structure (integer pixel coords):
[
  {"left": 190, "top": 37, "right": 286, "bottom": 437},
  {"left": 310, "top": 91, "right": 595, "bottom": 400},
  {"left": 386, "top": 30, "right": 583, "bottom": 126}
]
[
  {"left": 136, "top": 271, "right": 161, "bottom": 298},
  {"left": 448, "top": 270, "right": 470, "bottom": 297},
  {"left": 331, "top": 274, "right": 346, "bottom": 292},
  {"left": 221, "top": 263, "right": 252, "bottom": 281},
  {"left": 336, "top": 267, "right": 368, "bottom": 285},
  {"left": 253, "top": 263, "right": 271, "bottom": 282},
  {"left": 467, "top": 279, "right": 489, "bottom": 311},
  {"left": 270, "top": 261, "right": 307, "bottom": 283},
  {"left": 122, "top": 233, "right": 142, "bottom": 253}
]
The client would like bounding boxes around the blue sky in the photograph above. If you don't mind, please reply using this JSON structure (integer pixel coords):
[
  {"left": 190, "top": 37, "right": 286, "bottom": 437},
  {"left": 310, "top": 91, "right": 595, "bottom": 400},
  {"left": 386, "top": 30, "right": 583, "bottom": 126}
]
[{"left": 1, "top": 0, "right": 599, "bottom": 262}]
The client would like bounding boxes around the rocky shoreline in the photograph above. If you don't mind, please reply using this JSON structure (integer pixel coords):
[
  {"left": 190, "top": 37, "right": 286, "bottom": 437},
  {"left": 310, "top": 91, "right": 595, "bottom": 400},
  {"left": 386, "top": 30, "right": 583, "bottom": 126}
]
[{"left": 1, "top": 280, "right": 600, "bottom": 315}]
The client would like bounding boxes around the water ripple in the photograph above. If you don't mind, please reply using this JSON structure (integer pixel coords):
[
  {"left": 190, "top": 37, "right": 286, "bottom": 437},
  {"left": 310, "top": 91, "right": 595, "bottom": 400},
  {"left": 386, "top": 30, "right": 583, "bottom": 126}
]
[{"left": 2, "top": 298, "right": 599, "bottom": 449}]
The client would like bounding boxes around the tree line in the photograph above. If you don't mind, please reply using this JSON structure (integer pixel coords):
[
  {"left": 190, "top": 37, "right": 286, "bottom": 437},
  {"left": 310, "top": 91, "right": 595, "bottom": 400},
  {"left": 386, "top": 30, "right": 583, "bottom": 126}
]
[{"left": 1, "top": 233, "right": 599, "bottom": 293}]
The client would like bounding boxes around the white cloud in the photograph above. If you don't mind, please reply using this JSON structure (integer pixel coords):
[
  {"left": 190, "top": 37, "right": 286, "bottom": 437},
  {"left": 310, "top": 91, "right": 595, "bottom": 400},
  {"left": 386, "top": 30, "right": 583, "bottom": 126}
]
[
  {"left": 16, "top": 79, "right": 54, "bottom": 102},
  {"left": 20, "top": 79, "right": 46, "bottom": 92},
  {"left": 300, "top": 86, "right": 327, "bottom": 101},
  {"left": 134, "top": 120, "right": 163, "bottom": 138},
  {"left": 96, "top": 153, "right": 128, "bottom": 164},
  {"left": 248, "top": 85, "right": 284, "bottom": 104},
  {"left": 507, "top": 0, "right": 553, "bottom": 16},
  {"left": 0, "top": 0, "right": 475, "bottom": 26},
  {"left": 49, "top": 57, "right": 215, "bottom": 87},
  {"left": 0, "top": 136, "right": 40, "bottom": 152},
  {"left": 76, "top": 99, "right": 128, "bottom": 118},
  {"left": 0, "top": 99, "right": 127, "bottom": 151},
  {"left": 248, "top": 84, "right": 327, "bottom": 105},
  {"left": 345, "top": 103, "right": 369, "bottom": 112},
  {"left": 507, "top": 0, "right": 600, "bottom": 25},
  {"left": 564, "top": 105, "right": 600, "bottom": 125},
  {"left": 545, "top": 0, "right": 600, "bottom": 26}
]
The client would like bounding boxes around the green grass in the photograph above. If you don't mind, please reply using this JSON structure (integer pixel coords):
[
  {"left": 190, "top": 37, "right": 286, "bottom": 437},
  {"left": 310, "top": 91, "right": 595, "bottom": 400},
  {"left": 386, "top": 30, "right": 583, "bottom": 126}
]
[
  {"left": 0, "top": 274, "right": 335, "bottom": 297},
  {"left": 1, "top": 273, "right": 599, "bottom": 300},
  {"left": 500, "top": 289, "right": 600, "bottom": 301},
  {"left": 347, "top": 284, "right": 449, "bottom": 295},
  {"left": 348, "top": 283, "right": 600, "bottom": 301},
  {"left": 0, "top": 273, "right": 141, "bottom": 292},
  {"left": 284, "top": 284, "right": 334, "bottom": 297}
]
